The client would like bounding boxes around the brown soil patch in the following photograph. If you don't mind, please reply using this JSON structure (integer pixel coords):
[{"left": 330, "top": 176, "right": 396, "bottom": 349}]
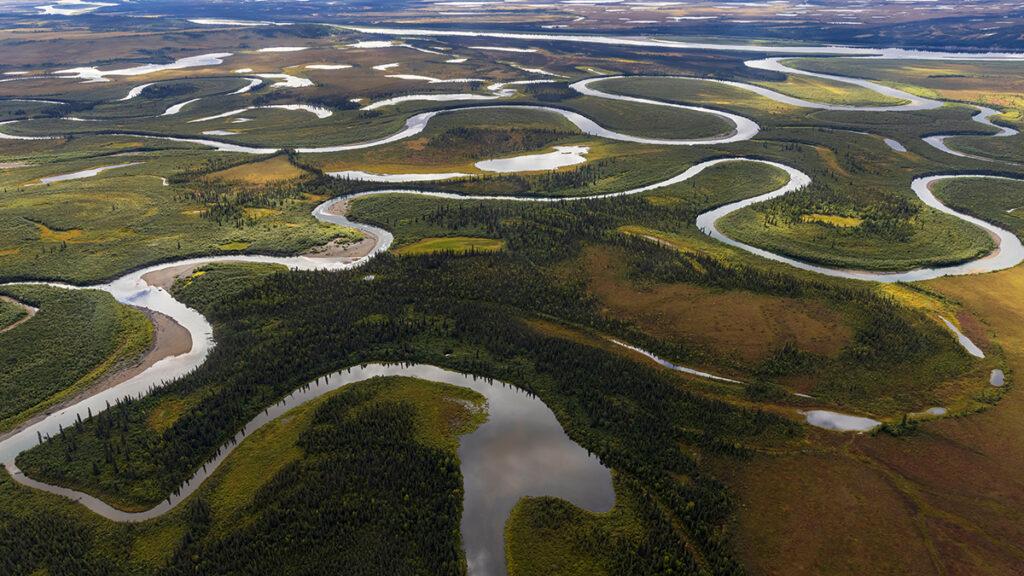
[
  {"left": 723, "top": 266, "right": 1024, "bottom": 576},
  {"left": 955, "top": 310, "right": 991, "bottom": 351},
  {"left": 582, "top": 246, "right": 850, "bottom": 364},
  {"left": 303, "top": 230, "right": 377, "bottom": 260},
  {"left": 102, "top": 310, "right": 191, "bottom": 389},
  {"left": 141, "top": 262, "right": 203, "bottom": 291},
  {"left": 720, "top": 452, "right": 937, "bottom": 576}
]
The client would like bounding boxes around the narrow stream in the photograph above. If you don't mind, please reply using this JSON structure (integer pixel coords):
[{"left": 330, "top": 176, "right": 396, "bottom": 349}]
[
  {"left": 695, "top": 173, "right": 1024, "bottom": 283},
  {"left": 1, "top": 33, "right": 1020, "bottom": 572}
]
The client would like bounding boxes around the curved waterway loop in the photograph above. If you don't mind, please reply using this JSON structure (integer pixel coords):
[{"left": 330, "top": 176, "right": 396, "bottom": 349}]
[
  {"left": 340, "top": 26, "right": 1019, "bottom": 160},
  {"left": 923, "top": 105, "right": 1021, "bottom": 165},
  {"left": 0, "top": 157, "right": 767, "bottom": 510},
  {"left": 0, "top": 207, "right": 392, "bottom": 464},
  {"left": 0, "top": 28, "right": 1020, "bottom": 570},
  {"left": 2, "top": 162, "right": 1020, "bottom": 466},
  {"left": 0, "top": 60, "right": 1011, "bottom": 162},
  {"left": 742, "top": 57, "right": 942, "bottom": 112},
  {"left": 696, "top": 173, "right": 1024, "bottom": 283},
  {"left": 0, "top": 154, "right": 1018, "bottom": 550},
  {"left": 6, "top": 363, "right": 614, "bottom": 576},
  {"left": 2, "top": 50, "right": 1023, "bottom": 531},
  {"left": 64, "top": 99, "right": 760, "bottom": 154},
  {"left": 0, "top": 157, "right": 777, "bottom": 465},
  {"left": 570, "top": 77, "right": 758, "bottom": 143}
]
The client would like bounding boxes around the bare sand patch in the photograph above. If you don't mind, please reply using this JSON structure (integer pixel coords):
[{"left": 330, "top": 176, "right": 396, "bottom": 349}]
[
  {"left": 142, "top": 262, "right": 202, "bottom": 291},
  {"left": 0, "top": 309, "right": 189, "bottom": 442}
]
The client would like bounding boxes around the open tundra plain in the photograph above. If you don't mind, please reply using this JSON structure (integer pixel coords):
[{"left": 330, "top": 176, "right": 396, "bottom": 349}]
[{"left": 1, "top": 1, "right": 1024, "bottom": 575}]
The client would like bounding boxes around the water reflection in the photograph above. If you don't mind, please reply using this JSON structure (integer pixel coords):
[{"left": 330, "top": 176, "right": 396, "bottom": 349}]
[{"left": 7, "top": 363, "right": 615, "bottom": 576}]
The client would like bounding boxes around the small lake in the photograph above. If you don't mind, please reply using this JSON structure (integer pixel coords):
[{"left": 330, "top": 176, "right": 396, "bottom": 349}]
[
  {"left": 476, "top": 145, "right": 589, "bottom": 173},
  {"left": 803, "top": 410, "right": 880, "bottom": 432}
]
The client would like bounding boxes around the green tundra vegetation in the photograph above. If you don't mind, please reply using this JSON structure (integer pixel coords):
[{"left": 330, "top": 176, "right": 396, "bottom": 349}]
[
  {"left": 0, "top": 375, "right": 487, "bottom": 575},
  {"left": 0, "top": 284, "right": 152, "bottom": 432},
  {"left": 12, "top": 254, "right": 799, "bottom": 573},
  {"left": 576, "top": 77, "right": 1006, "bottom": 271},
  {"left": 0, "top": 151, "right": 360, "bottom": 284},
  {"left": 716, "top": 180, "right": 997, "bottom": 271},
  {"left": 931, "top": 177, "right": 1024, "bottom": 237},
  {"left": 320, "top": 161, "right": 982, "bottom": 418},
  {"left": 504, "top": 482, "right": 651, "bottom": 576},
  {"left": 753, "top": 73, "right": 910, "bottom": 107},
  {"left": 947, "top": 132, "right": 1024, "bottom": 164},
  {"left": 0, "top": 16, "right": 1021, "bottom": 576},
  {"left": 12, "top": 160, "right": 984, "bottom": 568},
  {"left": 779, "top": 57, "right": 1024, "bottom": 163},
  {"left": 0, "top": 297, "right": 28, "bottom": 330},
  {"left": 564, "top": 95, "right": 736, "bottom": 139},
  {"left": 312, "top": 110, "right": 590, "bottom": 175},
  {"left": 1, "top": 66, "right": 1007, "bottom": 285},
  {"left": 345, "top": 160, "right": 788, "bottom": 247}
]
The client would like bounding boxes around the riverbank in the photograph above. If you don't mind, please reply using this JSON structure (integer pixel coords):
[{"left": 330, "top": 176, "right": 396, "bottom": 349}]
[{"left": 0, "top": 309, "right": 189, "bottom": 444}]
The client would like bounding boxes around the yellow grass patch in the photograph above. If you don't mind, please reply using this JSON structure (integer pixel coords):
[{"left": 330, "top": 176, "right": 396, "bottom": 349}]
[
  {"left": 146, "top": 397, "right": 193, "bottom": 434},
  {"left": 395, "top": 236, "right": 505, "bottom": 255},
  {"left": 178, "top": 270, "right": 206, "bottom": 289},
  {"left": 207, "top": 155, "right": 305, "bottom": 184},
  {"left": 525, "top": 318, "right": 616, "bottom": 352},
  {"left": 762, "top": 74, "right": 907, "bottom": 107},
  {"left": 0, "top": 248, "right": 18, "bottom": 256},
  {"left": 814, "top": 146, "right": 850, "bottom": 178},
  {"left": 218, "top": 242, "right": 250, "bottom": 251},
  {"left": 35, "top": 222, "right": 82, "bottom": 242},
  {"left": 880, "top": 284, "right": 952, "bottom": 318},
  {"left": 645, "top": 195, "right": 682, "bottom": 206},
  {"left": 243, "top": 207, "right": 280, "bottom": 219},
  {"left": 801, "top": 213, "right": 863, "bottom": 228},
  {"left": 618, "top": 225, "right": 733, "bottom": 260}
]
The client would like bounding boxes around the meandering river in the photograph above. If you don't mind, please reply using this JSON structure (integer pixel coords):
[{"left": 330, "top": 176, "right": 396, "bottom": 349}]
[
  {"left": 5, "top": 363, "right": 615, "bottom": 576},
  {"left": 1, "top": 30, "right": 1021, "bottom": 573}
]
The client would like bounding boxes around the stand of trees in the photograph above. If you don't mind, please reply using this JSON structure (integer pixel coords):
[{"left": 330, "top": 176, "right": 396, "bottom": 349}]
[
  {"left": 9, "top": 178, "right": 965, "bottom": 574},
  {"left": 162, "top": 389, "right": 468, "bottom": 576},
  {"left": 748, "top": 181, "right": 920, "bottom": 242}
]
